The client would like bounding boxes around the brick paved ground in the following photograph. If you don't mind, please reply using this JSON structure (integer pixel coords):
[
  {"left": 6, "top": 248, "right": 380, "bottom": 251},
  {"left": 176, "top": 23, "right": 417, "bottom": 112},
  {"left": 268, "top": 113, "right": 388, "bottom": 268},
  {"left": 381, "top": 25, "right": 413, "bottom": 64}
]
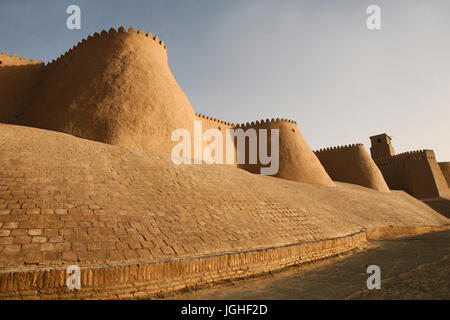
[{"left": 0, "top": 123, "right": 448, "bottom": 270}]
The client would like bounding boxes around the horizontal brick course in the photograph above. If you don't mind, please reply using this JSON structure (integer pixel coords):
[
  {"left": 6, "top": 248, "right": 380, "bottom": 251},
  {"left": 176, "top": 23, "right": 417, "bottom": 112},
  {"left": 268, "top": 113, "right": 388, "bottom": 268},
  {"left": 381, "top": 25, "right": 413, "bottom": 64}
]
[{"left": 0, "top": 231, "right": 368, "bottom": 299}]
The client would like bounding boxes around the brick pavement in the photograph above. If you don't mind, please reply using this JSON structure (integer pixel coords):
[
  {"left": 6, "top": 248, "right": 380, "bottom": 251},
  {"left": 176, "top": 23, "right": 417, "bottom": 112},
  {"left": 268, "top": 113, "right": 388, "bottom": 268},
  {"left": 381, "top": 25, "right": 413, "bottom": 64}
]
[{"left": 0, "top": 123, "right": 448, "bottom": 271}]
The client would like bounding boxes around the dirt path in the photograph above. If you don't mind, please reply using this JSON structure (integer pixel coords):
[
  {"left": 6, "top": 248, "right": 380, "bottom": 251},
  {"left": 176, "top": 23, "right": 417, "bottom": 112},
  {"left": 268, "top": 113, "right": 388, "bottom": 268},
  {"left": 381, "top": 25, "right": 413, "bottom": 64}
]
[{"left": 165, "top": 230, "right": 450, "bottom": 300}]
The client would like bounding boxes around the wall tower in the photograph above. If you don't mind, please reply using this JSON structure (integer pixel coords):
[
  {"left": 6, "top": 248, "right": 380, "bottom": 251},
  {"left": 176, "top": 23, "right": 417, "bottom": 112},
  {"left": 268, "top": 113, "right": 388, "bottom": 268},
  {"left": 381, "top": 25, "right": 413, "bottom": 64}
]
[{"left": 370, "top": 133, "right": 395, "bottom": 159}]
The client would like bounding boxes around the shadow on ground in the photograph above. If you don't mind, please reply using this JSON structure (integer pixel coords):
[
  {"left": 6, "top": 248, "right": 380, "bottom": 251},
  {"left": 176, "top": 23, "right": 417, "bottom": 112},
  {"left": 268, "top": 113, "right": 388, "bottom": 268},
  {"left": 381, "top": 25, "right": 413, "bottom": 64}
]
[
  {"left": 423, "top": 198, "right": 450, "bottom": 218},
  {"left": 164, "top": 230, "right": 450, "bottom": 300}
]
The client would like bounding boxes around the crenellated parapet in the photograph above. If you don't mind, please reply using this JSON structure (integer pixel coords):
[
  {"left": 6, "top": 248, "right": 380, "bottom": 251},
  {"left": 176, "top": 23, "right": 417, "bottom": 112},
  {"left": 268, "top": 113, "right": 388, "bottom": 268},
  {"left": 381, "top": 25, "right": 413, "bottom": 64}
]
[
  {"left": 313, "top": 142, "right": 389, "bottom": 192},
  {"left": 45, "top": 26, "right": 167, "bottom": 68},
  {"left": 371, "top": 147, "right": 449, "bottom": 199},
  {"left": 12, "top": 25, "right": 198, "bottom": 158},
  {"left": 314, "top": 143, "right": 364, "bottom": 154},
  {"left": 194, "top": 113, "right": 234, "bottom": 127},
  {"left": 0, "top": 51, "right": 44, "bottom": 66},
  {"left": 226, "top": 116, "right": 334, "bottom": 186},
  {"left": 0, "top": 28, "right": 338, "bottom": 189},
  {"left": 193, "top": 114, "right": 299, "bottom": 131},
  {"left": 374, "top": 149, "right": 436, "bottom": 166},
  {"left": 192, "top": 114, "right": 334, "bottom": 186},
  {"left": 395, "top": 149, "right": 435, "bottom": 160},
  {"left": 0, "top": 51, "right": 46, "bottom": 125},
  {"left": 234, "top": 118, "right": 297, "bottom": 129}
]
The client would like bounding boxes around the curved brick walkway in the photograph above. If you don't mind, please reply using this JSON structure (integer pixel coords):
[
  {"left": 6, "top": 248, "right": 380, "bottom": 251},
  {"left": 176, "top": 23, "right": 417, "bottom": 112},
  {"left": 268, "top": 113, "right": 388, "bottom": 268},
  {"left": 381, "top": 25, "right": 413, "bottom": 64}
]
[
  {"left": 0, "top": 123, "right": 448, "bottom": 268},
  {"left": 0, "top": 123, "right": 448, "bottom": 298}
]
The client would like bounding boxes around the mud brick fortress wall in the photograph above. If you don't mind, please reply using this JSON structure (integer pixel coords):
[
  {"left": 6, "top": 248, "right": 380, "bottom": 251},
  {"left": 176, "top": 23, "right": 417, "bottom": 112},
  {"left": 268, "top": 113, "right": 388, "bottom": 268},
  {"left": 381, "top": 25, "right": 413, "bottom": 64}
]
[
  {"left": 193, "top": 113, "right": 334, "bottom": 186},
  {"left": 0, "top": 52, "right": 45, "bottom": 124},
  {"left": 2, "top": 26, "right": 447, "bottom": 194},
  {"left": 373, "top": 150, "right": 450, "bottom": 199},
  {"left": 195, "top": 113, "right": 235, "bottom": 132},
  {"left": 1, "top": 27, "right": 448, "bottom": 196},
  {"left": 194, "top": 113, "right": 237, "bottom": 166},
  {"left": 1, "top": 27, "right": 196, "bottom": 156},
  {"left": 1, "top": 27, "right": 449, "bottom": 299},
  {"left": 369, "top": 134, "right": 449, "bottom": 199},
  {"left": 233, "top": 119, "right": 334, "bottom": 186},
  {"left": 439, "top": 162, "right": 450, "bottom": 187},
  {"left": 193, "top": 114, "right": 335, "bottom": 186},
  {"left": 314, "top": 144, "right": 389, "bottom": 192},
  {"left": 0, "top": 27, "right": 333, "bottom": 187}
]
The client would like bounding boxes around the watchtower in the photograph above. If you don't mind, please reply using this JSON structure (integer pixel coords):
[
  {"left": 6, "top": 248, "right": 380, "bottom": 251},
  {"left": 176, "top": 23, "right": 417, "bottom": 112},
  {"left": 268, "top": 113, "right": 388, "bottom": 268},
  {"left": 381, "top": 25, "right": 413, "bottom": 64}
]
[{"left": 370, "top": 133, "right": 395, "bottom": 159}]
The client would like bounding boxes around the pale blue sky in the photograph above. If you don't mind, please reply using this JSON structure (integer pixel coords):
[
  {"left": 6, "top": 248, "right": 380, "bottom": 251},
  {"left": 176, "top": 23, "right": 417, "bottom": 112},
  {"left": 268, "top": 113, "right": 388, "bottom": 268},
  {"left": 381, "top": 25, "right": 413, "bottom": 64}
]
[{"left": 1, "top": 0, "right": 449, "bottom": 160}]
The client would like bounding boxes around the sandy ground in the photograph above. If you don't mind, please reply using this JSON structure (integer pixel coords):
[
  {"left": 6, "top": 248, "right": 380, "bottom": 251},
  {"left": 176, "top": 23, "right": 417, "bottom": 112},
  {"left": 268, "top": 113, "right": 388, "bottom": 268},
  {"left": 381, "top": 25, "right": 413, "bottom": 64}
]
[{"left": 163, "top": 230, "right": 450, "bottom": 300}]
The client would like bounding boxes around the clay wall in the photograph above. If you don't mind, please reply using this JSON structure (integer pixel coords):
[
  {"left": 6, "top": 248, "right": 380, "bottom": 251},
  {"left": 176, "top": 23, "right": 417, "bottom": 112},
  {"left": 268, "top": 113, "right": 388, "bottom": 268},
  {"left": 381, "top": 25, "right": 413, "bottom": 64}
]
[
  {"left": 314, "top": 144, "right": 389, "bottom": 192},
  {"left": 0, "top": 29, "right": 335, "bottom": 187},
  {"left": 6, "top": 28, "right": 447, "bottom": 194},
  {"left": 2, "top": 27, "right": 196, "bottom": 156},
  {"left": 194, "top": 113, "right": 236, "bottom": 164},
  {"left": 233, "top": 119, "right": 334, "bottom": 186},
  {"left": 191, "top": 115, "right": 334, "bottom": 186},
  {"left": 0, "top": 52, "right": 44, "bottom": 124},
  {"left": 370, "top": 133, "right": 395, "bottom": 158},
  {"left": 375, "top": 150, "right": 450, "bottom": 199},
  {"left": 438, "top": 162, "right": 450, "bottom": 187}
]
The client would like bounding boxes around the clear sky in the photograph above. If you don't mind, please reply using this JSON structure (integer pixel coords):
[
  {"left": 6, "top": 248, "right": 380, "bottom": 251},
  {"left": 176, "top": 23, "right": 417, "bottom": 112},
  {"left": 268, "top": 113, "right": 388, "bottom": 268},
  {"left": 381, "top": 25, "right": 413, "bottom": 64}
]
[{"left": 1, "top": 0, "right": 449, "bottom": 160}]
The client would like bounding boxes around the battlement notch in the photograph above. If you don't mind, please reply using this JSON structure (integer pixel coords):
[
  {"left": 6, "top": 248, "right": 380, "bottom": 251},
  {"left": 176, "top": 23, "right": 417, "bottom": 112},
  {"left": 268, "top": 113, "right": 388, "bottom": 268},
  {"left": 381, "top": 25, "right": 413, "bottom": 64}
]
[{"left": 314, "top": 143, "right": 364, "bottom": 154}]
